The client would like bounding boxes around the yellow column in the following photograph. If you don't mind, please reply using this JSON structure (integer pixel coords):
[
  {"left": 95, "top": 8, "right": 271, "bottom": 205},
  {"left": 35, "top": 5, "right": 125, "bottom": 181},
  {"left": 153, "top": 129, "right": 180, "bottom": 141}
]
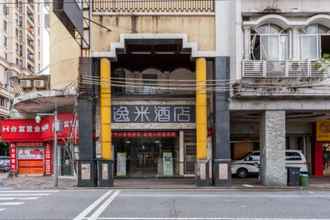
[
  {"left": 100, "top": 58, "right": 112, "bottom": 160},
  {"left": 196, "top": 57, "right": 207, "bottom": 161}
]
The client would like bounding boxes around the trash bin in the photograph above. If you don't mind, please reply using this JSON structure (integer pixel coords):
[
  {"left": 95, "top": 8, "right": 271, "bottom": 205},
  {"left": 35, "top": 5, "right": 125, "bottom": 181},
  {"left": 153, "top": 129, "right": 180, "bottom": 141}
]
[
  {"left": 287, "top": 167, "right": 300, "bottom": 186},
  {"left": 299, "top": 171, "right": 309, "bottom": 187}
]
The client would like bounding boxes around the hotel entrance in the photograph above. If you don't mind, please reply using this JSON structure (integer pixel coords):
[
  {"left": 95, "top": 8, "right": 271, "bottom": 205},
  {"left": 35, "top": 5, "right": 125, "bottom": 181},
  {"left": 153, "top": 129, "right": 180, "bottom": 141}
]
[{"left": 113, "top": 132, "right": 179, "bottom": 178}]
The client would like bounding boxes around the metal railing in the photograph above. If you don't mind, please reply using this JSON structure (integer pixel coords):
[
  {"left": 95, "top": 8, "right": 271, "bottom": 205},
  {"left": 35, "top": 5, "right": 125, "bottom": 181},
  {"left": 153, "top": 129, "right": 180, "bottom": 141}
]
[
  {"left": 242, "top": 60, "right": 328, "bottom": 78},
  {"left": 92, "top": 0, "right": 215, "bottom": 15}
]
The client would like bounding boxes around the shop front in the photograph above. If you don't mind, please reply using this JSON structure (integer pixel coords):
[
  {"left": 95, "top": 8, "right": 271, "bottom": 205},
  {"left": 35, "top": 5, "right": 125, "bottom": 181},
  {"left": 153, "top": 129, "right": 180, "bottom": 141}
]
[
  {"left": 315, "top": 120, "right": 330, "bottom": 176},
  {"left": 0, "top": 113, "right": 76, "bottom": 176},
  {"left": 111, "top": 101, "right": 199, "bottom": 178}
]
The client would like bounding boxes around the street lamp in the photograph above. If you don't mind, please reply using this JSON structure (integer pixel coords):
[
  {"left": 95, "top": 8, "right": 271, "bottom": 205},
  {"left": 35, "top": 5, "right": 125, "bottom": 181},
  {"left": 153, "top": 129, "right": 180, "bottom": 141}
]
[{"left": 35, "top": 106, "right": 61, "bottom": 187}]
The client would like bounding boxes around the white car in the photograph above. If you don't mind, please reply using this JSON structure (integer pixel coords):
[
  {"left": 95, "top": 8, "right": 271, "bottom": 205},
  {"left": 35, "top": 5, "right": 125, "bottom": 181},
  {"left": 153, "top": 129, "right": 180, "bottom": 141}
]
[{"left": 231, "top": 150, "right": 308, "bottom": 178}]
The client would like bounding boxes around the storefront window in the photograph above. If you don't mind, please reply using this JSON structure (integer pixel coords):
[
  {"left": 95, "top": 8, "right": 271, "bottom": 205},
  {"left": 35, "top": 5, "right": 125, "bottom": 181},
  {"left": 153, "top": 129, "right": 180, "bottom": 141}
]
[{"left": 113, "top": 137, "right": 178, "bottom": 177}]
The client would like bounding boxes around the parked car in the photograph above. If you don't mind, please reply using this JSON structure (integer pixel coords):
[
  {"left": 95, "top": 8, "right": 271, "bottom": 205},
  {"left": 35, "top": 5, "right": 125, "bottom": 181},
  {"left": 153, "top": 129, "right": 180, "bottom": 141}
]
[
  {"left": 0, "top": 156, "right": 10, "bottom": 172},
  {"left": 231, "top": 150, "right": 308, "bottom": 178}
]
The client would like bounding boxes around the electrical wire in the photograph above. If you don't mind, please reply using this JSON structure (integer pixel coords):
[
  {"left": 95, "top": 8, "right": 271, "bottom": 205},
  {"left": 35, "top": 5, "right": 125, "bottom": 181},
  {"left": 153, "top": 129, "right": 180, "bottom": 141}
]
[{"left": 0, "top": 0, "right": 229, "bottom": 5}]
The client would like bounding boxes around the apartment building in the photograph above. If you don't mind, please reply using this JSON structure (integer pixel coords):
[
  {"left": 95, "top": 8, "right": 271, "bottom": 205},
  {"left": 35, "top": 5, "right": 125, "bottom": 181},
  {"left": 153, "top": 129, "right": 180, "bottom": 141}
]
[
  {"left": 50, "top": 0, "right": 330, "bottom": 187},
  {"left": 221, "top": 0, "right": 330, "bottom": 185},
  {"left": 0, "top": 0, "right": 42, "bottom": 117}
]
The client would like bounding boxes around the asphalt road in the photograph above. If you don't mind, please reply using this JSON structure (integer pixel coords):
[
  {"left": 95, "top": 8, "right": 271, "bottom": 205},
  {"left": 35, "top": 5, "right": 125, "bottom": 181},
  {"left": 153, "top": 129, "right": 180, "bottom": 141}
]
[{"left": 1, "top": 189, "right": 330, "bottom": 220}]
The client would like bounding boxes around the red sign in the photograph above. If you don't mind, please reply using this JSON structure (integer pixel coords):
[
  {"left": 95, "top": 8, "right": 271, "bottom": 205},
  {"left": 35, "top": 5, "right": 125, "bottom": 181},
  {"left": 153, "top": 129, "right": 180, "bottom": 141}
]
[
  {"left": 9, "top": 144, "right": 16, "bottom": 172},
  {"left": 0, "top": 113, "right": 77, "bottom": 143},
  {"left": 112, "top": 131, "right": 177, "bottom": 138},
  {"left": 45, "top": 143, "right": 52, "bottom": 175}
]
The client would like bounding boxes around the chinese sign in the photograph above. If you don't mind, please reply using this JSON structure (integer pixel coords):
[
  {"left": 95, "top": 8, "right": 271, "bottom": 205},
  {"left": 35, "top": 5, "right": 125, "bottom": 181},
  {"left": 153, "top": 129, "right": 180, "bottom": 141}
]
[
  {"left": 45, "top": 144, "right": 52, "bottom": 175},
  {"left": 317, "top": 120, "right": 330, "bottom": 141},
  {"left": 112, "top": 131, "right": 177, "bottom": 138},
  {"left": 112, "top": 105, "right": 195, "bottom": 123},
  {"left": 17, "top": 147, "right": 44, "bottom": 160},
  {"left": 10, "top": 144, "right": 16, "bottom": 171},
  {"left": 0, "top": 113, "right": 77, "bottom": 142}
]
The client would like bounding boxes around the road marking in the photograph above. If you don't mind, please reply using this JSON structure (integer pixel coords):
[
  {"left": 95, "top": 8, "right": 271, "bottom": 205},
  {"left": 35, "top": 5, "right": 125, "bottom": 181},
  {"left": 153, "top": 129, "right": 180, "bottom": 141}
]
[
  {"left": 0, "top": 197, "right": 39, "bottom": 201},
  {"left": 72, "top": 190, "right": 113, "bottom": 220},
  {"left": 89, "top": 190, "right": 120, "bottom": 220},
  {"left": 119, "top": 193, "right": 330, "bottom": 198},
  {"left": 97, "top": 218, "right": 330, "bottom": 220},
  {"left": 0, "top": 190, "right": 59, "bottom": 193},
  {"left": 0, "top": 193, "right": 50, "bottom": 197},
  {"left": 0, "top": 208, "right": 6, "bottom": 212},
  {"left": 0, "top": 202, "right": 24, "bottom": 206}
]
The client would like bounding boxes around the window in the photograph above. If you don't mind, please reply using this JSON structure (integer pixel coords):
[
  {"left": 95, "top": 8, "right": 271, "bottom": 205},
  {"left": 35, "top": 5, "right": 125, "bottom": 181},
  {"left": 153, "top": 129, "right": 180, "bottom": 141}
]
[
  {"left": 300, "top": 24, "right": 330, "bottom": 60},
  {"left": 251, "top": 24, "right": 289, "bottom": 60},
  {"left": 3, "top": 36, "right": 7, "bottom": 48},
  {"left": 249, "top": 152, "right": 260, "bottom": 161},
  {"left": 3, "top": 4, "right": 8, "bottom": 16},
  {"left": 3, "top": 20, "right": 7, "bottom": 32},
  {"left": 143, "top": 74, "right": 157, "bottom": 95},
  {"left": 286, "top": 152, "right": 302, "bottom": 161}
]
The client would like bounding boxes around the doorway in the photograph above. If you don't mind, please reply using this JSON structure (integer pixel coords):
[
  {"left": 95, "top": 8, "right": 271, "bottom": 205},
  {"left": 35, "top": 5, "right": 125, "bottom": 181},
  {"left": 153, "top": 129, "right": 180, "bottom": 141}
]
[{"left": 113, "top": 137, "right": 178, "bottom": 177}]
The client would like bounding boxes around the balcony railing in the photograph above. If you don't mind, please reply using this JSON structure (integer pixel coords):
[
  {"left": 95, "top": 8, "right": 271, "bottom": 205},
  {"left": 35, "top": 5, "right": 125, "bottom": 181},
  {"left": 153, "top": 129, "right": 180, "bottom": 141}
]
[
  {"left": 92, "top": 0, "right": 215, "bottom": 15},
  {"left": 242, "top": 60, "right": 329, "bottom": 78}
]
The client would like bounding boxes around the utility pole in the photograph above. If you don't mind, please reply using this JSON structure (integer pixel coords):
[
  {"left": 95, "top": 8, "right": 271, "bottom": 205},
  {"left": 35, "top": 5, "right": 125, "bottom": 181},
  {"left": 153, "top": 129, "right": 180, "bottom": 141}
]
[
  {"left": 53, "top": 103, "right": 58, "bottom": 187},
  {"left": 35, "top": 102, "right": 60, "bottom": 187}
]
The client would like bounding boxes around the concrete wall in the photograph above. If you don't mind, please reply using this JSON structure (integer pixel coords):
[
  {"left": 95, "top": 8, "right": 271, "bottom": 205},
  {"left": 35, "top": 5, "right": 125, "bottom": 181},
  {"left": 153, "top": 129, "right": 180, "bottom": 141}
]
[
  {"left": 242, "top": 0, "right": 330, "bottom": 13},
  {"left": 49, "top": 12, "right": 80, "bottom": 90},
  {"left": 91, "top": 16, "right": 215, "bottom": 52}
]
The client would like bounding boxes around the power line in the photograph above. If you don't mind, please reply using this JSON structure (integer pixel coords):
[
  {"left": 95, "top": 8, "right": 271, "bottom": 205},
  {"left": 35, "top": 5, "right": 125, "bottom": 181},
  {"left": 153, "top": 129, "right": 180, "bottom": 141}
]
[{"left": 0, "top": 0, "right": 227, "bottom": 5}]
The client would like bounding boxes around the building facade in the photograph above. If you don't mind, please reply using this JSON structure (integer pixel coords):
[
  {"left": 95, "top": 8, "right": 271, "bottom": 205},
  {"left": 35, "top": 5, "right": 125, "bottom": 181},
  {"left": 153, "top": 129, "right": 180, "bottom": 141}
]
[
  {"left": 0, "top": 0, "right": 43, "bottom": 117},
  {"left": 50, "top": 0, "right": 330, "bottom": 186},
  {"left": 226, "top": 0, "right": 330, "bottom": 185}
]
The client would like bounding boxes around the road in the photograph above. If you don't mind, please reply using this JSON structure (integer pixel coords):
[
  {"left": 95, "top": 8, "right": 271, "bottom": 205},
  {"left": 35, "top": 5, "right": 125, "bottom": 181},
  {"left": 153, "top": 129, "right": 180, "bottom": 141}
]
[{"left": 1, "top": 189, "right": 330, "bottom": 219}]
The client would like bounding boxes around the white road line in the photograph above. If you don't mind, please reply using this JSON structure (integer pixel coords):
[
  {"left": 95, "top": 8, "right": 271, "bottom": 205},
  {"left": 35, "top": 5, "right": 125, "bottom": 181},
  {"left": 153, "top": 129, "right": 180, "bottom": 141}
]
[
  {"left": 0, "top": 202, "right": 24, "bottom": 206},
  {"left": 119, "top": 194, "right": 330, "bottom": 198},
  {"left": 0, "top": 208, "right": 6, "bottom": 212},
  {"left": 0, "top": 193, "right": 50, "bottom": 197},
  {"left": 72, "top": 190, "right": 113, "bottom": 220},
  {"left": 88, "top": 190, "right": 120, "bottom": 220},
  {"left": 97, "top": 218, "right": 330, "bottom": 220},
  {"left": 0, "top": 190, "right": 59, "bottom": 193},
  {"left": 0, "top": 197, "right": 39, "bottom": 201}
]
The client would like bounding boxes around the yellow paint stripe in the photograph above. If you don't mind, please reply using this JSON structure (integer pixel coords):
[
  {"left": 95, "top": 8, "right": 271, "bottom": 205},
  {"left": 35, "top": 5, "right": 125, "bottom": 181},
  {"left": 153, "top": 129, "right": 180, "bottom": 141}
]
[
  {"left": 196, "top": 57, "right": 207, "bottom": 160},
  {"left": 100, "top": 58, "right": 112, "bottom": 160}
]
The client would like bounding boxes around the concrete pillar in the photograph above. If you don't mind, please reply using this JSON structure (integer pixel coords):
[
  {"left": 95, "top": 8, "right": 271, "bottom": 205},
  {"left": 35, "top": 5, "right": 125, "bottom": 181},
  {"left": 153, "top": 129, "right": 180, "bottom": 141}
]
[
  {"left": 179, "top": 130, "right": 184, "bottom": 176},
  {"left": 213, "top": 57, "right": 231, "bottom": 186},
  {"left": 292, "top": 27, "right": 300, "bottom": 60},
  {"left": 260, "top": 111, "right": 287, "bottom": 186},
  {"left": 195, "top": 57, "right": 210, "bottom": 186},
  {"left": 243, "top": 26, "right": 251, "bottom": 60},
  {"left": 78, "top": 57, "right": 97, "bottom": 187},
  {"left": 99, "top": 58, "right": 113, "bottom": 187}
]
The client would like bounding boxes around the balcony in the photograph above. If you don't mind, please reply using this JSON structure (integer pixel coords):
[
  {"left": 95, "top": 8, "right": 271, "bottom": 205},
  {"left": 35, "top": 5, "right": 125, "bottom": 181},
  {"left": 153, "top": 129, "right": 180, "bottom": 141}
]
[
  {"left": 242, "top": 60, "right": 329, "bottom": 78},
  {"left": 92, "top": 0, "right": 215, "bottom": 15}
]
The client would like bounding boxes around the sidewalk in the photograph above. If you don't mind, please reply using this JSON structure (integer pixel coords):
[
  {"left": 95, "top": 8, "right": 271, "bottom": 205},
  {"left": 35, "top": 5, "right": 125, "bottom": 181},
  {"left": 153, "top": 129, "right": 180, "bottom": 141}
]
[
  {"left": 1, "top": 173, "right": 330, "bottom": 190},
  {"left": 0, "top": 173, "right": 76, "bottom": 189}
]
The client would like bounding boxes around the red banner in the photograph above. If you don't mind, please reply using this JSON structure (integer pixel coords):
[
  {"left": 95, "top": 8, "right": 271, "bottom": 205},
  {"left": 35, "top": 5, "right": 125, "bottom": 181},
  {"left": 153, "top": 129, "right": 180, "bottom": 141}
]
[
  {"left": 45, "top": 143, "right": 52, "bottom": 175},
  {"left": 9, "top": 144, "right": 16, "bottom": 172},
  {"left": 112, "top": 131, "right": 177, "bottom": 138},
  {"left": 0, "top": 113, "right": 77, "bottom": 143}
]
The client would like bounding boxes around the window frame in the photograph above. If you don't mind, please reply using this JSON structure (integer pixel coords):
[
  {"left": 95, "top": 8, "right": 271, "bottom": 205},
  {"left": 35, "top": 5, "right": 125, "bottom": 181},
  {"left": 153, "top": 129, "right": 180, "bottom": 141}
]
[{"left": 299, "top": 24, "right": 330, "bottom": 60}]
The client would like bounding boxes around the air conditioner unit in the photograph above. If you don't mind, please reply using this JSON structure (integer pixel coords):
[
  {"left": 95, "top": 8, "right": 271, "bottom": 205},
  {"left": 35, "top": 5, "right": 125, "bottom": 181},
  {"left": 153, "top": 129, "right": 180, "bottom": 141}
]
[
  {"left": 20, "top": 80, "right": 32, "bottom": 88},
  {"left": 289, "top": 61, "right": 305, "bottom": 76},
  {"left": 34, "top": 80, "right": 46, "bottom": 89},
  {"left": 252, "top": 61, "right": 263, "bottom": 72},
  {"left": 267, "top": 61, "right": 285, "bottom": 76}
]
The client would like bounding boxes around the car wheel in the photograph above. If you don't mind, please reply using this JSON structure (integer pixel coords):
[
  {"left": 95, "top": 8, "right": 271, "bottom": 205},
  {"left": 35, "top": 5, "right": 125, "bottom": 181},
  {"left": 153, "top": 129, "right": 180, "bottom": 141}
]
[{"left": 237, "top": 168, "right": 248, "bottom": 178}]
